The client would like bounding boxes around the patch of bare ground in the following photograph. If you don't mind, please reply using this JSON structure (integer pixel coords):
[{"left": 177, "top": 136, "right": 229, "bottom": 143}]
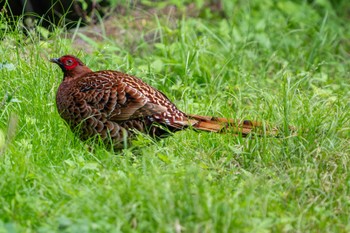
[{"left": 69, "top": 1, "right": 224, "bottom": 54}]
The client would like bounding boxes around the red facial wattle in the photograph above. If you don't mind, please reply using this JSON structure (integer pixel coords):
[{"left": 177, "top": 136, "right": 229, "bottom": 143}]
[{"left": 60, "top": 56, "right": 78, "bottom": 70}]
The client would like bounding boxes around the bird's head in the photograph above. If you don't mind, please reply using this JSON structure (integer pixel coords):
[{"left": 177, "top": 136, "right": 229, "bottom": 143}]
[{"left": 50, "top": 55, "right": 92, "bottom": 79}]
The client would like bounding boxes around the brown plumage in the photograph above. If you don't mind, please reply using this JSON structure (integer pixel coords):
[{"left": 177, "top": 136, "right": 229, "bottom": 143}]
[{"left": 51, "top": 55, "right": 283, "bottom": 148}]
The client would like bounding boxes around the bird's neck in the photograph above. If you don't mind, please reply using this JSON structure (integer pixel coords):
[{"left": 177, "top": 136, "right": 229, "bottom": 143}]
[{"left": 63, "top": 66, "right": 93, "bottom": 80}]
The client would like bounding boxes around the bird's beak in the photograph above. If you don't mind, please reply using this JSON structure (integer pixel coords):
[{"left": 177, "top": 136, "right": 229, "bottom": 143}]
[{"left": 50, "top": 58, "right": 60, "bottom": 64}]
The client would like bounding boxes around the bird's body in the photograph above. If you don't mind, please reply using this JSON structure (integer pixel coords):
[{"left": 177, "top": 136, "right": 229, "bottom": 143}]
[{"left": 51, "top": 55, "right": 280, "bottom": 148}]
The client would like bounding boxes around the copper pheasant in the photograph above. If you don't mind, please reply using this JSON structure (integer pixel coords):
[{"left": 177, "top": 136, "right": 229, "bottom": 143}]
[{"left": 51, "top": 55, "right": 281, "bottom": 148}]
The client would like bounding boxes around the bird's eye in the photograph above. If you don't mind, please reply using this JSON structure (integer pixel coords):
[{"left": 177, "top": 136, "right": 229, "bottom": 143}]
[{"left": 65, "top": 59, "right": 73, "bottom": 66}]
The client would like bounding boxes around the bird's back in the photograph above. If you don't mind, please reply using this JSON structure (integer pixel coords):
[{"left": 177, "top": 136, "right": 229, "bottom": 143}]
[{"left": 56, "top": 70, "right": 188, "bottom": 147}]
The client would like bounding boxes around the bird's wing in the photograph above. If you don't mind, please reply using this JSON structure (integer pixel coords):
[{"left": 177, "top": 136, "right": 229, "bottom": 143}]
[{"left": 77, "top": 74, "right": 167, "bottom": 122}]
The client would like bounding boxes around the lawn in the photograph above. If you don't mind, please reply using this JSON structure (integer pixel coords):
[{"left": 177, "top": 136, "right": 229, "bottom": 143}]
[{"left": 1, "top": 0, "right": 350, "bottom": 232}]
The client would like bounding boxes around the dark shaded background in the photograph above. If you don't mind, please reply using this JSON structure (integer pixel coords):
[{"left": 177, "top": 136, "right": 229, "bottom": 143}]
[{"left": 0, "top": 0, "right": 108, "bottom": 29}]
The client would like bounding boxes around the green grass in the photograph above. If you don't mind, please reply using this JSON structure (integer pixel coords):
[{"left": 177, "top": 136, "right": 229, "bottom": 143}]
[{"left": 1, "top": 0, "right": 350, "bottom": 232}]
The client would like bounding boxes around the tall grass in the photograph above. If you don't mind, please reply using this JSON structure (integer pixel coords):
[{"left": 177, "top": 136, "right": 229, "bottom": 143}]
[{"left": 1, "top": 0, "right": 350, "bottom": 232}]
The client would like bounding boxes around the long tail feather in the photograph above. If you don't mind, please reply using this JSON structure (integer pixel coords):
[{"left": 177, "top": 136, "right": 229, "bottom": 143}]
[{"left": 186, "top": 114, "right": 293, "bottom": 137}]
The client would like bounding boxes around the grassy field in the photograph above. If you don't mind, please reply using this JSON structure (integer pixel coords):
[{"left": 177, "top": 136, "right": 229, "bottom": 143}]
[{"left": 1, "top": 0, "right": 350, "bottom": 232}]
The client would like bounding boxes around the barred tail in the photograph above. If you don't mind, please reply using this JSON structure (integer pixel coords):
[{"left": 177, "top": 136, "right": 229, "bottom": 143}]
[{"left": 187, "top": 114, "right": 292, "bottom": 137}]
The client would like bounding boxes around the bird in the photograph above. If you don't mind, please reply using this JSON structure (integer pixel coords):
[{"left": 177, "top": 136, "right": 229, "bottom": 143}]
[{"left": 50, "top": 55, "right": 286, "bottom": 149}]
